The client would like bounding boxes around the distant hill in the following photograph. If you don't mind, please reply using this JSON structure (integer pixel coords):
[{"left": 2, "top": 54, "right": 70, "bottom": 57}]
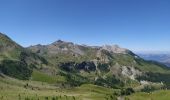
[{"left": 137, "top": 53, "right": 170, "bottom": 67}]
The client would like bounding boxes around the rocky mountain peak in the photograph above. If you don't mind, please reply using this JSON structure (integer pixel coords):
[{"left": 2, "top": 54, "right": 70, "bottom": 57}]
[
  {"left": 53, "top": 40, "right": 64, "bottom": 44},
  {"left": 52, "top": 40, "right": 74, "bottom": 46},
  {"left": 102, "top": 44, "right": 128, "bottom": 54}
]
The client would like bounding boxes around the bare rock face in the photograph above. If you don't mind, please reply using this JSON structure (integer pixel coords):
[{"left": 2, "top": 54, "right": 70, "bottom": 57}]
[
  {"left": 121, "top": 66, "right": 142, "bottom": 80},
  {"left": 102, "top": 45, "right": 128, "bottom": 54}
]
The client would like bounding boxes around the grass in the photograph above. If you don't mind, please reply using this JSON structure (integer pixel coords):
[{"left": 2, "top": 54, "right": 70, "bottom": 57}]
[
  {"left": 2, "top": 75, "right": 170, "bottom": 100},
  {"left": 0, "top": 76, "right": 117, "bottom": 100},
  {"left": 31, "top": 70, "right": 66, "bottom": 84},
  {"left": 126, "top": 90, "right": 170, "bottom": 100}
]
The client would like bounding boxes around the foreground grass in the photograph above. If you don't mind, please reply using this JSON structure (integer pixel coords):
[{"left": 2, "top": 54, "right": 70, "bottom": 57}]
[
  {"left": 126, "top": 90, "right": 170, "bottom": 100},
  {"left": 0, "top": 76, "right": 117, "bottom": 100},
  {"left": 2, "top": 75, "right": 170, "bottom": 100}
]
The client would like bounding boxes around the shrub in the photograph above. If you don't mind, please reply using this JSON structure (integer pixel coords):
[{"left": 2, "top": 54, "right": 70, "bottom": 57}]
[
  {"left": 141, "top": 85, "right": 156, "bottom": 93},
  {"left": 121, "top": 88, "right": 135, "bottom": 95},
  {"left": 0, "top": 60, "right": 32, "bottom": 80},
  {"left": 45, "top": 97, "right": 49, "bottom": 100}
]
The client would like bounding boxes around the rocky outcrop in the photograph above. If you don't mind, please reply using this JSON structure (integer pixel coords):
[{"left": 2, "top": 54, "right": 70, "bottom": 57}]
[
  {"left": 102, "top": 45, "right": 129, "bottom": 54},
  {"left": 121, "top": 66, "right": 142, "bottom": 80}
]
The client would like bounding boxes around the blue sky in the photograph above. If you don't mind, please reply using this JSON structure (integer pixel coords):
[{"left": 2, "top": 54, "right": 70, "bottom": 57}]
[{"left": 0, "top": 0, "right": 170, "bottom": 52}]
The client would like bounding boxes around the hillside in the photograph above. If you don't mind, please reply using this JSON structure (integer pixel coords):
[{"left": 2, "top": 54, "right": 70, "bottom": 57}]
[
  {"left": 28, "top": 39, "right": 170, "bottom": 88},
  {"left": 0, "top": 33, "right": 48, "bottom": 80}
]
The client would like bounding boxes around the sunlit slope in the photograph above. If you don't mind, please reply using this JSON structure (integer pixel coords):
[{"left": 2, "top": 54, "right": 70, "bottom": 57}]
[
  {"left": 0, "top": 33, "right": 48, "bottom": 80},
  {"left": 0, "top": 75, "right": 117, "bottom": 100}
]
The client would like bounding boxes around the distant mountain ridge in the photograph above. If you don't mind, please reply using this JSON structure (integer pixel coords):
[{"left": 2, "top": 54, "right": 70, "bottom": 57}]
[
  {"left": 138, "top": 53, "right": 170, "bottom": 67},
  {"left": 29, "top": 40, "right": 131, "bottom": 56}
]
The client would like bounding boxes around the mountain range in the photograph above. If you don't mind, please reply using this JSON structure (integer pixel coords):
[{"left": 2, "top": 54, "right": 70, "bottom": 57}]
[{"left": 1, "top": 32, "right": 170, "bottom": 89}]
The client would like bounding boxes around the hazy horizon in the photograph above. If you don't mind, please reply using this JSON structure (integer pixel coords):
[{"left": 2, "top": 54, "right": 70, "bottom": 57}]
[{"left": 1, "top": 0, "right": 170, "bottom": 52}]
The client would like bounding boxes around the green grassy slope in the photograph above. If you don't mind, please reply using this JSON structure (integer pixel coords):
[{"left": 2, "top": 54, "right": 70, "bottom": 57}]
[
  {"left": 31, "top": 70, "right": 66, "bottom": 84},
  {"left": 0, "top": 76, "right": 117, "bottom": 100},
  {"left": 126, "top": 90, "right": 170, "bottom": 100},
  {"left": 0, "top": 33, "right": 49, "bottom": 80}
]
